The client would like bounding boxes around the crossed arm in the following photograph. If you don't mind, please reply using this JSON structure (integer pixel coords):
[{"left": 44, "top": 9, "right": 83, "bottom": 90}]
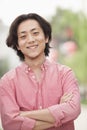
[
  {"left": 21, "top": 109, "right": 55, "bottom": 130},
  {"left": 20, "top": 93, "right": 73, "bottom": 130}
]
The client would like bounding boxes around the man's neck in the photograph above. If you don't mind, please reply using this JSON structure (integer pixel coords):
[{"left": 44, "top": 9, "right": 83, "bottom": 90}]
[{"left": 25, "top": 55, "right": 46, "bottom": 70}]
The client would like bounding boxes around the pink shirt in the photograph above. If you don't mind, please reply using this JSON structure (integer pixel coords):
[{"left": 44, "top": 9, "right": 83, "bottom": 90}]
[{"left": 0, "top": 59, "right": 81, "bottom": 130}]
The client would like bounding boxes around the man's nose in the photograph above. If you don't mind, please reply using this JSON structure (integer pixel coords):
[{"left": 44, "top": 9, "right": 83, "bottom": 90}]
[{"left": 27, "top": 34, "right": 35, "bottom": 43}]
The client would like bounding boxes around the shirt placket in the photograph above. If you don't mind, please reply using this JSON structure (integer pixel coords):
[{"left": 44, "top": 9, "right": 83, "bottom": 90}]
[
  {"left": 37, "top": 82, "right": 43, "bottom": 110},
  {"left": 26, "top": 66, "right": 46, "bottom": 110},
  {"left": 37, "top": 67, "right": 46, "bottom": 110},
  {"left": 28, "top": 71, "right": 43, "bottom": 110},
  {"left": 32, "top": 71, "right": 44, "bottom": 110}
]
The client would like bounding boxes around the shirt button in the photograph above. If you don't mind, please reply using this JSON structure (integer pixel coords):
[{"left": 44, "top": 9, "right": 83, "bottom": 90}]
[
  {"left": 42, "top": 67, "right": 44, "bottom": 71},
  {"left": 32, "top": 75, "right": 35, "bottom": 79},
  {"left": 39, "top": 106, "right": 42, "bottom": 109},
  {"left": 28, "top": 67, "right": 31, "bottom": 71},
  {"left": 25, "top": 70, "right": 28, "bottom": 73}
]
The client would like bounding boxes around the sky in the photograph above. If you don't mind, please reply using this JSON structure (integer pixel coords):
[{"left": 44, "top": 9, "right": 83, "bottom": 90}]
[{"left": 0, "top": 0, "right": 87, "bottom": 26}]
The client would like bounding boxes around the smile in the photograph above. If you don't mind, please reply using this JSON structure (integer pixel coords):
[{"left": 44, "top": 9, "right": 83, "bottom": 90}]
[{"left": 27, "top": 45, "right": 38, "bottom": 49}]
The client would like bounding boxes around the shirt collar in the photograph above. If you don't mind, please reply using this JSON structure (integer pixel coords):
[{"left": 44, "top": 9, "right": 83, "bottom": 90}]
[{"left": 20, "top": 58, "right": 50, "bottom": 73}]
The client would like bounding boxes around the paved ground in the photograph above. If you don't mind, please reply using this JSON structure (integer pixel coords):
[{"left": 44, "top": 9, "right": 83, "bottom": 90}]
[
  {"left": 75, "top": 104, "right": 87, "bottom": 130},
  {"left": 0, "top": 104, "right": 87, "bottom": 130}
]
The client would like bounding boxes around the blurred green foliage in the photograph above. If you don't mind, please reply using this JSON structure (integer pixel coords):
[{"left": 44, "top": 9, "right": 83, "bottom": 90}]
[
  {"left": 0, "top": 58, "right": 9, "bottom": 78},
  {"left": 51, "top": 8, "right": 87, "bottom": 86}
]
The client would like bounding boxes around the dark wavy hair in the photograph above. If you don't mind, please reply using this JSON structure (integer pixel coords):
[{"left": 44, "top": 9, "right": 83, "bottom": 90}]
[{"left": 6, "top": 13, "right": 52, "bottom": 61}]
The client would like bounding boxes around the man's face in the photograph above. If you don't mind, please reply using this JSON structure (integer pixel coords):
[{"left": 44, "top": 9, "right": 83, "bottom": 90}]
[{"left": 17, "top": 19, "right": 48, "bottom": 60}]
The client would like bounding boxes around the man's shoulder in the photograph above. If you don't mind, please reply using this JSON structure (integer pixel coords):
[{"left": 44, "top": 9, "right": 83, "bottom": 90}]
[
  {"left": 1, "top": 63, "right": 23, "bottom": 81},
  {"left": 50, "top": 61, "right": 72, "bottom": 73}
]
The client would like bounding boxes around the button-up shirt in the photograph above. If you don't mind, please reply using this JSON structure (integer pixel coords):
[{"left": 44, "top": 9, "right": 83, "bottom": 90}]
[{"left": 0, "top": 59, "right": 81, "bottom": 130}]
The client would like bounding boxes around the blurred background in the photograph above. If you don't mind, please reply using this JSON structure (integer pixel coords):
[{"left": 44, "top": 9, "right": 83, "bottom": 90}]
[{"left": 0, "top": 0, "right": 87, "bottom": 130}]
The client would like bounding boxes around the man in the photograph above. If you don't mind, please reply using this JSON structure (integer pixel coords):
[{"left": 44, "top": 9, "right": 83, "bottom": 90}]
[{"left": 0, "top": 13, "right": 81, "bottom": 130}]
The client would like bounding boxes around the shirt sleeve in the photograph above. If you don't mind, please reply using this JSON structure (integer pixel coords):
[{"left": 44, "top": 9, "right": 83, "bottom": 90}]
[
  {"left": 48, "top": 67, "right": 81, "bottom": 127},
  {"left": 0, "top": 76, "right": 36, "bottom": 130}
]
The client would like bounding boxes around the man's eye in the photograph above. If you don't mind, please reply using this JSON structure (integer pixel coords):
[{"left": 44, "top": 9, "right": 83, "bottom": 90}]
[
  {"left": 33, "top": 32, "right": 39, "bottom": 35},
  {"left": 20, "top": 35, "right": 26, "bottom": 39}
]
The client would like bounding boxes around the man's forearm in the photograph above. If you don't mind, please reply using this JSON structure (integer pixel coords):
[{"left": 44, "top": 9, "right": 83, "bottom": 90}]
[
  {"left": 20, "top": 94, "right": 73, "bottom": 123},
  {"left": 33, "top": 120, "right": 54, "bottom": 130},
  {"left": 21, "top": 108, "right": 55, "bottom": 123}
]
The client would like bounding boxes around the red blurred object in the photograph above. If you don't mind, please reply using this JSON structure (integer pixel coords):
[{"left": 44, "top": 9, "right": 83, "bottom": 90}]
[{"left": 60, "top": 41, "right": 77, "bottom": 56}]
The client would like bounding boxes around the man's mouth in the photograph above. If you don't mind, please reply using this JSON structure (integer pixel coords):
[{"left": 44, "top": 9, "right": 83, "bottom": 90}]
[{"left": 26, "top": 45, "right": 38, "bottom": 49}]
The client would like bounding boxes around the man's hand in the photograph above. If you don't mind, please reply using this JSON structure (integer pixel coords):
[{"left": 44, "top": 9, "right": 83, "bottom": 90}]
[{"left": 60, "top": 93, "right": 73, "bottom": 103}]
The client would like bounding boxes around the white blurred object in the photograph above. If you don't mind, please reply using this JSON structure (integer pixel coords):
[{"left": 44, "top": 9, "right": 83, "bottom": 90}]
[{"left": 59, "top": 41, "right": 77, "bottom": 56}]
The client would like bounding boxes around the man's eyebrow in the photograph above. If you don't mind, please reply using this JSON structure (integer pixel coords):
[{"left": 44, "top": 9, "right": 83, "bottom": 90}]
[
  {"left": 18, "top": 31, "right": 26, "bottom": 35},
  {"left": 18, "top": 28, "right": 39, "bottom": 35},
  {"left": 31, "top": 28, "right": 38, "bottom": 31}
]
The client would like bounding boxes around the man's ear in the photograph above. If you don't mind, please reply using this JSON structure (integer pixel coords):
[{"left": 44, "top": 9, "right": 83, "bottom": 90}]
[
  {"left": 45, "top": 37, "right": 49, "bottom": 43},
  {"left": 16, "top": 45, "right": 20, "bottom": 50}
]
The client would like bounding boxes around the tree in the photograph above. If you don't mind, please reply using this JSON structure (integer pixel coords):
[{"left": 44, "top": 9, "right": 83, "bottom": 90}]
[{"left": 50, "top": 8, "right": 87, "bottom": 86}]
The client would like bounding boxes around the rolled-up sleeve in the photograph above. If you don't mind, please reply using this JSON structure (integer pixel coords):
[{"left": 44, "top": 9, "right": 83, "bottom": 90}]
[
  {"left": 0, "top": 77, "right": 36, "bottom": 130},
  {"left": 48, "top": 68, "right": 81, "bottom": 127}
]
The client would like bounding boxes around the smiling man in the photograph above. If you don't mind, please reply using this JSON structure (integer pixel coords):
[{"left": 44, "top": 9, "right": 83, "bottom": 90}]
[{"left": 0, "top": 13, "right": 81, "bottom": 130}]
